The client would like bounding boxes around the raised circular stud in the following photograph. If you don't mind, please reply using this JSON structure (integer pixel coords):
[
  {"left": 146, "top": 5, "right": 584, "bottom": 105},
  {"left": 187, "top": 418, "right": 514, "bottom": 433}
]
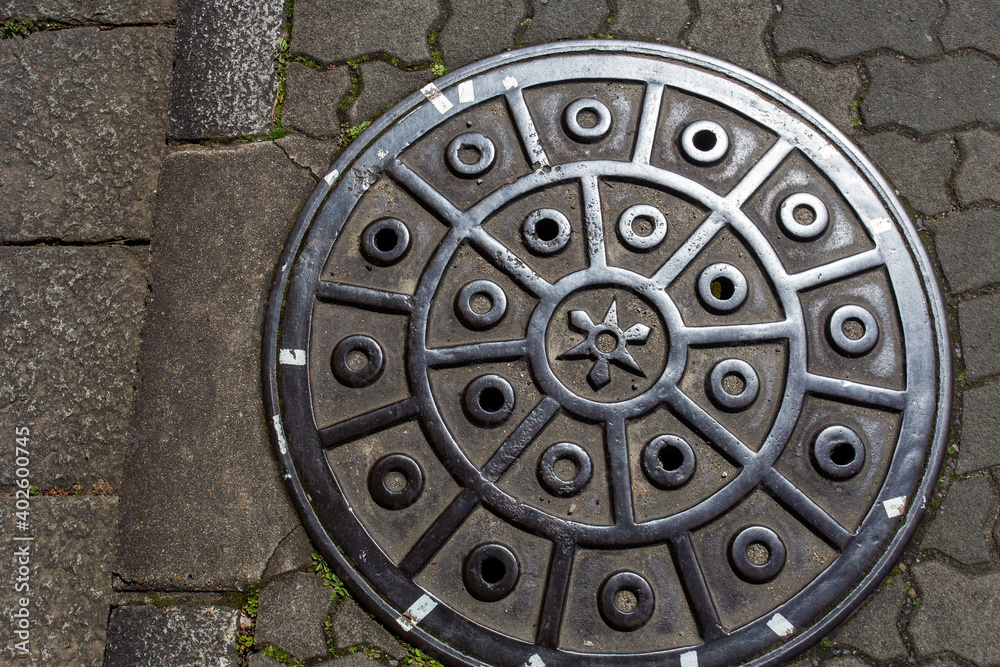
[
  {"left": 618, "top": 204, "right": 668, "bottom": 251},
  {"left": 828, "top": 304, "right": 880, "bottom": 356},
  {"left": 813, "top": 425, "right": 866, "bottom": 479},
  {"left": 463, "top": 374, "right": 515, "bottom": 426},
  {"left": 564, "top": 98, "right": 613, "bottom": 143},
  {"left": 463, "top": 543, "right": 520, "bottom": 601},
  {"left": 642, "top": 435, "right": 696, "bottom": 489},
  {"left": 455, "top": 280, "right": 508, "bottom": 329},
  {"left": 697, "top": 263, "right": 749, "bottom": 313},
  {"left": 779, "top": 192, "right": 830, "bottom": 240},
  {"left": 331, "top": 335, "right": 385, "bottom": 388},
  {"left": 522, "top": 208, "right": 572, "bottom": 255},
  {"left": 730, "top": 526, "right": 787, "bottom": 583},
  {"left": 708, "top": 359, "right": 760, "bottom": 411},
  {"left": 537, "top": 442, "right": 593, "bottom": 497},
  {"left": 680, "top": 120, "right": 730, "bottom": 164},
  {"left": 446, "top": 132, "right": 496, "bottom": 177},
  {"left": 599, "top": 571, "right": 655, "bottom": 631},
  {"left": 368, "top": 454, "right": 424, "bottom": 510},
  {"left": 360, "top": 218, "right": 411, "bottom": 266}
]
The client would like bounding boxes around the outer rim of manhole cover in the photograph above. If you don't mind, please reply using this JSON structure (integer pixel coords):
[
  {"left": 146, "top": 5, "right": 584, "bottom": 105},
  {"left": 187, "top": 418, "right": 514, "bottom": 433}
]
[{"left": 263, "top": 40, "right": 951, "bottom": 667}]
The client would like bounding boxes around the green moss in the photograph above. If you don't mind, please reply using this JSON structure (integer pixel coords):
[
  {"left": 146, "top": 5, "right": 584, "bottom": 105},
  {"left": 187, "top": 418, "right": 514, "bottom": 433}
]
[
  {"left": 1, "top": 19, "right": 62, "bottom": 39},
  {"left": 263, "top": 644, "right": 303, "bottom": 666},
  {"left": 312, "top": 552, "right": 350, "bottom": 600}
]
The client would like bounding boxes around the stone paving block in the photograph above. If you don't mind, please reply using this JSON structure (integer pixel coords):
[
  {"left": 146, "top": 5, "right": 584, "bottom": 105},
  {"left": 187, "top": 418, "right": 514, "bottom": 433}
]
[
  {"left": 0, "top": 0, "right": 175, "bottom": 23},
  {"left": 522, "top": 0, "right": 609, "bottom": 44},
  {"left": 330, "top": 598, "right": 407, "bottom": 659},
  {"left": 114, "top": 143, "right": 311, "bottom": 591},
  {"left": 167, "top": 0, "right": 285, "bottom": 139},
  {"left": 939, "top": 0, "right": 1000, "bottom": 59},
  {"left": 862, "top": 55, "right": 1000, "bottom": 134},
  {"left": 821, "top": 657, "right": 869, "bottom": 667},
  {"left": 780, "top": 58, "right": 862, "bottom": 135},
  {"left": 686, "top": 0, "right": 777, "bottom": 81},
  {"left": 832, "top": 577, "right": 907, "bottom": 661},
  {"left": 275, "top": 133, "right": 340, "bottom": 180},
  {"left": 958, "top": 381, "right": 1000, "bottom": 474},
  {"left": 0, "top": 248, "right": 147, "bottom": 490},
  {"left": 255, "top": 572, "right": 332, "bottom": 660},
  {"left": 348, "top": 61, "right": 435, "bottom": 126},
  {"left": 283, "top": 62, "right": 352, "bottom": 139},
  {"left": 609, "top": 0, "right": 689, "bottom": 43},
  {"left": 954, "top": 128, "right": 1000, "bottom": 206},
  {"left": 439, "top": 0, "right": 525, "bottom": 69},
  {"left": 910, "top": 560, "right": 1000, "bottom": 665},
  {"left": 248, "top": 653, "right": 283, "bottom": 667},
  {"left": 104, "top": 605, "right": 239, "bottom": 667},
  {"left": 917, "top": 657, "right": 964, "bottom": 667},
  {"left": 291, "top": 0, "right": 438, "bottom": 65},
  {"left": 0, "top": 27, "right": 172, "bottom": 242},
  {"left": 857, "top": 132, "right": 954, "bottom": 215},
  {"left": 262, "top": 525, "right": 316, "bottom": 582},
  {"left": 0, "top": 497, "right": 115, "bottom": 666},
  {"left": 929, "top": 209, "right": 1000, "bottom": 295},
  {"left": 773, "top": 0, "right": 940, "bottom": 61},
  {"left": 958, "top": 292, "right": 1000, "bottom": 382},
  {"left": 921, "top": 474, "right": 997, "bottom": 564}
]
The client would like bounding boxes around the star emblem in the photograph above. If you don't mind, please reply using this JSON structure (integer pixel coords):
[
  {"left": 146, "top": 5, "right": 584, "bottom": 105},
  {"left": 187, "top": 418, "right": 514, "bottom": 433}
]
[{"left": 560, "top": 299, "right": 651, "bottom": 389}]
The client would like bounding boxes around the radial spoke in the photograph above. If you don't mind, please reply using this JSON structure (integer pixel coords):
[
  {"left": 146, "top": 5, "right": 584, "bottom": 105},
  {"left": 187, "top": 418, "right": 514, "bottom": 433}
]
[
  {"left": 725, "top": 138, "right": 795, "bottom": 206},
  {"left": 764, "top": 469, "right": 853, "bottom": 549},
  {"left": 536, "top": 540, "right": 575, "bottom": 648},
  {"left": 482, "top": 397, "right": 560, "bottom": 482},
  {"left": 399, "top": 488, "right": 479, "bottom": 576},
  {"left": 425, "top": 339, "right": 529, "bottom": 368},
  {"left": 633, "top": 82, "right": 665, "bottom": 165},
  {"left": 318, "top": 397, "right": 419, "bottom": 449},
  {"left": 788, "top": 248, "right": 883, "bottom": 292},
  {"left": 651, "top": 212, "right": 727, "bottom": 288},
  {"left": 805, "top": 373, "right": 907, "bottom": 411},
  {"left": 664, "top": 386, "right": 756, "bottom": 467},
  {"left": 678, "top": 319, "right": 794, "bottom": 347},
  {"left": 315, "top": 281, "right": 414, "bottom": 314},
  {"left": 387, "top": 159, "right": 464, "bottom": 227},
  {"left": 671, "top": 533, "right": 727, "bottom": 641},
  {"left": 467, "top": 227, "right": 553, "bottom": 298},
  {"left": 581, "top": 175, "right": 608, "bottom": 269},
  {"left": 506, "top": 87, "right": 550, "bottom": 168},
  {"left": 606, "top": 415, "right": 635, "bottom": 527}
]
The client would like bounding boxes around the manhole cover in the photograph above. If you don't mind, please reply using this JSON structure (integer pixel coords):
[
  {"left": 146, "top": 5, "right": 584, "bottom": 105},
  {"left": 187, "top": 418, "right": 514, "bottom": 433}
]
[{"left": 264, "top": 42, "right": 951, "bottom": 667}]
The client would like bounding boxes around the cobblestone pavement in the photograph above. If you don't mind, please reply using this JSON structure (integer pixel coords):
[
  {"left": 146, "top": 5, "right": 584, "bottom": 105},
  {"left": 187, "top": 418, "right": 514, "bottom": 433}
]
[{"left": 0, "top": 0, "right": 997, "bottom": 665}]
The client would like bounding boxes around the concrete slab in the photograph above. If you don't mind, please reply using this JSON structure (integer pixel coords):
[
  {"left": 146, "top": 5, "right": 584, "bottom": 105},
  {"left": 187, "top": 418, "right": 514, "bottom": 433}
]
[
  {"left": 921, "top": 474, "right": 997, "bottom": 564},
  {"left": 104, "top": 605, "right": 240, "bottom": 667}
]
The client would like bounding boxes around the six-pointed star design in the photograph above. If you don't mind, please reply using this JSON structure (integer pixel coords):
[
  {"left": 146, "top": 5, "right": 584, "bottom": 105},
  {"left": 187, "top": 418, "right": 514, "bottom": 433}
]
[{"left": 561, "top": 299, "right": 652, "bottom": 389}]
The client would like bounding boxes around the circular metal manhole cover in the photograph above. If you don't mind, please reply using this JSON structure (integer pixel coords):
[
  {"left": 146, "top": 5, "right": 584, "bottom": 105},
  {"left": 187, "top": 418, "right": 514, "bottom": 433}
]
[{"left": 264, "top": 42, "right": 951, "bottom": 667}]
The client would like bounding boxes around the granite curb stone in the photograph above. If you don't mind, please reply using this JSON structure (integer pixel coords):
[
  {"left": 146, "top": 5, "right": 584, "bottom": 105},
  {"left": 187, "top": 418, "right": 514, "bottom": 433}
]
[
  {"left": 957, "top": 292, "right": 1000, "bottom": 382},
  {"left": 929, "top": 208, "right": 1000, "bottom": 295},
  {"left": 255, "top": 572, "right": 333, "bottom": 660},
  {"left": 686, "top": 0, "right": 778, "bottom": 80},
  {"left": 856, "top": 132, "right": 954, "bottom": 215},
  {"left": 921, "top": 474, "right": 997, "bottom": 564},
  {"left": 104, "top": 605, "right": 240, "bottom": 666},
  {"left": 283, "top": 62, "right": 353, "bottom": 139},
  {"left": 832, "top": 577, "right": 908, "bottom": 661},
  {"left": 522, "top": 0, "right": 609, "bottom": 45},
  {"left": 439, "top": 0, "right": 526, "bottom": 69},
  {"left": 779, "top": 58, "right": 862, "bottom": 135},
  {"left": 954, "top": 128, "right": 1000, "bottom": 207},
  {"left": 0, "top": 0, "right": 175, "bottom": 24},
  {"left": 609, "top": 0, "right": 689, "bottom": 43},
  {"left": 956, "top": 381, "right": 1000, "bottom": 474},
  {"left": 348, "top": 61, "right": 436, "bottom": 126}
]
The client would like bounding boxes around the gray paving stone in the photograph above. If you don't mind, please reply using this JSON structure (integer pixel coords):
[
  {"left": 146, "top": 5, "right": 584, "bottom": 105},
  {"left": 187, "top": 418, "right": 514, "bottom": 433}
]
[
  {"left": 954, "top": 128, "right": 1000, "bottom": 206},
  {"left": 686, "top": 0, "right": 777, "bottom": 80},
  {"left": 857, "top": 133, "right": 954, "bottom": 215},
  {"left": 910, "top": 560, "right": 1000, "bottom": 665},
  {"left": 929, "top": 209, "right": 1000, "bottom": 295},
  {"left": 780, "top": 58, "right": 862, "bottom": 135},
  {"left": 330, "top": 598, "right": 407, "bottom": 659},
  {"left": 263, "top": 525, "right": 317, "bottom": 582},
  {"left": 348, "top": 61, "right": 435, "bottom": 126},
  {"left": 167, "top": 0, "right": 285, "bottom": 139},
  {"left": 958, "top": 292, "right": 1000, "bottom": 382},
  {"left": 291, "top": 0, "right": 438, "bottom": 65},
  {"left": 283, "top": 62, "right": 352, "bottom": 139},
  {"left": 832, "top": 577, "right": 907, "bottom": 661},
  {"left": 609, "top": 0, "right": 689, "bottom": 43},
  {"left": 439, "top": 0, "right": 525, "bottom": 69},
  {"left": 821, "top": 657, "right": 869, "bottom": 667},
  {"left": 773, "top": 0, "right": 940, "bottom": 61},
  {"left": 0, "top": 248, "right": 147, "bottom": 490},
  {"left": 922, "top": 474, "right": 997, "bottom": 564},
  {"left": 958, "top": 381, "right": 1000, "bottom": 474},
  {"left": 255, "top": 572, "right": 332, "bottom": 660},
  {"left": 0, "top": 27, "right": 172, "bottom": 242},
  {"left": 248, "top": 653, "right": 283, "bottom": 667},
  {"left": 275, "top": 133, "right": 339, "bottom": 180},
  {"left": 917, "top": 657, "right": 964, "bottom": 667},
  {"left": 862, "top": 55, "right": 1000, "bottom": 135},
  {"left": 104, "top": 605, "right": 239, "bottom": 667},
  {"left": 318, "top": 655, "right": 383, "bottom": 666},
  {"left": 523, "top": 0, "right": 609, "bottom": 44},
  {"left": 114, "top": 143, "right": 311, "bottom": 591},
  {"left": 0, "top": 497, "right": 115, "bottom": 666},
  {"left": 0, "top": 0, "right": 174, "bottom": 23},
  {"left": 940, "top": 0, "right": 1000, "bottom": 59}
]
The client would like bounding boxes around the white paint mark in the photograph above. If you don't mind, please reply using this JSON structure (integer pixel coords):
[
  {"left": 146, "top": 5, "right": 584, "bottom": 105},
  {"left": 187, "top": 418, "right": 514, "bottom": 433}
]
[
  {"left": 524, "top": 655, "right": 545, "bottom": 667},
  {"left": 377, "top": 149, "right": 388, "bottom": 159},
  {"left": 502, "top": 75, "right": 519, "bottom": 90},
  {"left": 767, "top": 613, "right": 795, "bottom": 637},
  {"left": 884, "top": 495, "right": 906, "bottom": 518},
  {"left": 396, "top": 594, "right": 438, "bottom": 631},
  {"left": 420, "top": 83, "right": 453, "bottom": 114},
  {"left": 271, "top": 415, "right": 288, "bottom": 455},
  {"left": 279, "top": 349, "right": 306, "bottom": 365},
  {"left": 680, "top": 650, "right": 699, "bottom": 667},
  {"left": 458, "top": 80, "right": 475, "bottom": 103},
  {"left": 323, "top": 168, "right": 339, "bottom": 186},
  {"left": 870, "top": 217, "right": 893, "bottom": 234}
]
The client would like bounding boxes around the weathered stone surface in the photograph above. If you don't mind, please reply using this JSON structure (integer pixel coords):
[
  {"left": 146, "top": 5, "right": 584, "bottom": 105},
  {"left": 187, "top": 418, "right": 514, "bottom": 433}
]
[
  {"left": 821, "top": 657, "right": 869, "bottom": 667},
  {"left": 115, "top": 143, "right": 310, "bottom": 591},
  {"left": 167, "top": 0, "right": 285, "bottom": 139},
  {"left": 958, "top": 292, "right": 1000, "bottom": 382},
  {"left": 263, "top": 525, "right": 318, "bottom": 582},
  {"left": 104, "top": 605, "right": 239, "bottom": 666},
  {"left": 773, "top": 0, "right": 940, "bottom": 60},
  {"left": 940, "top": 0, "right": 1000, "bottom": 58},
  {"left": 857, "top": 133, "right": 954, "bottom": 215},
  {"left": 780, "top": 58, "right": 862, "bottom": 134},
  {"left": 917, "top": 657, "right": 964, "bottom": 667},
  {"left": 330, "top": 598, "right": 407, "bottom": 659},
  {"left": 0, "top": 0, "right": 175, "bottom": 23},
  {"left": 862, "top": 55, "right": 1000, "bottom": 134},
  {"left": 439, "top": 0, "right": 525, "bottom": 68},
  {"left": 0, "top": 497, "right": 115, "bottom": 666},
  {"left": 523, "top": 0, "right": 609, "bottom": 44},
  {"left": 248, "top": 653, "right": 284, "bottom": 667},
  {"left": 922, "top": 474, "right": 997, "bottom": 564},
  {"left": 275, "top": 133, "right": 339, "bottom": 180},
  {"left": 283, "top": 62, "right": 352, "bottom": 139},
  {"left": 0, "top": 248, "right": 147, "bottom": 490},
  {"left": 929, "top": 209, "right": 1000, "bottom": 295},
  {"left": 0, "top": 27, "right": 172, "bottom": 242},
  {"left": 958, "top": 381, "right": 1000, "bottom": 474},
  {"left": 317, "top": 655, "right": 382, "bottom": 666},
  {"left": 348, "top": 61, "right": 435, "bottom": 126},
  {"left": 291, "top": 0, "right": 438, "bottom": 65},
  {"left": 686, "top": 0, "right": 777, "bottom": 80},
  {"left": 910, "top": 561, "right": 1000, "bottom": 665},
  {"left": 610, "top": 0, "right": 689, "bottom": 42},
  {"left": 256, "top": 572, "right": 332, "bottom": 660},
  {"left": 832, "top": 577, "right": 907, "bottom": 661},
  {"left": 954, "top": 129, "right": 1000, "bottom": 206}
]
